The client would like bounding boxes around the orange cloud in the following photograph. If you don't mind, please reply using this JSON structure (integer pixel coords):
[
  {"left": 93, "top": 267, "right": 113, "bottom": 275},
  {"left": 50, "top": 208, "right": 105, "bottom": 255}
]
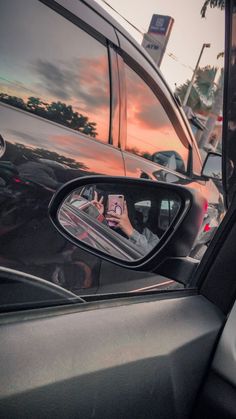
[{"left": 125, "top": 64, "right": 188, "bottom": 162}]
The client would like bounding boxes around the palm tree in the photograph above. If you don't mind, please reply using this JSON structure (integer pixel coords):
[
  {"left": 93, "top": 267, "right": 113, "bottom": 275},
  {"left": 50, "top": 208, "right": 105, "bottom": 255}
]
[
  {"left": 175, "top": 66, "right": 217, "bottom": 113},
  {"left": 201, "top": 0, "right": 225, "bottom": 18}
]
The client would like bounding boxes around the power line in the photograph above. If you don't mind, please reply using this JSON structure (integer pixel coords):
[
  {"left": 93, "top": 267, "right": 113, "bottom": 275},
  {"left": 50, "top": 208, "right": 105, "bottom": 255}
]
[{"left": 98, "top": 0, "right": 194, "bottom": 71}]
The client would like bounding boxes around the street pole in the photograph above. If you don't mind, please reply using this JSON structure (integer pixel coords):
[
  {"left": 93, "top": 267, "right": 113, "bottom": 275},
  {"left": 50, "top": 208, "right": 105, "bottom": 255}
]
[{"left": 183, "top": 43, "right": 211, "bottom": 107}]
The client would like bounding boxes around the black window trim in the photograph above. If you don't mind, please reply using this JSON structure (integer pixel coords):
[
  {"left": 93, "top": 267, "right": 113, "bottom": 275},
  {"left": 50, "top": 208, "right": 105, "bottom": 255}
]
[
  {"left": 191, "top": 143, "right": 205, "bottom": 178},
  {"left": 107, "top": 43, "right": 121, "bottom": 147},
  {"left": 40, "top": 0, "right": 107, "bottom": 46}
]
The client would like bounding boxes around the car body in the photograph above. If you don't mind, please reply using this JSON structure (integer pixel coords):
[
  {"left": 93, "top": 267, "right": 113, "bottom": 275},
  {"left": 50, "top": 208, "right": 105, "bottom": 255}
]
[
  {"left": 1, "top": 2, "right": 236, "bottom": 418},
  {"left": 0, "top": 0, "right": 223, "bottom": 295}
]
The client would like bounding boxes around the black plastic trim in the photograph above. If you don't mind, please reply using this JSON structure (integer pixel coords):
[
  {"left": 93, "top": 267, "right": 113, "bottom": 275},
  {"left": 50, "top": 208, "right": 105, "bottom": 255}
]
[{"left": 193, "top": 371, "right": 236, "bottom": 419}]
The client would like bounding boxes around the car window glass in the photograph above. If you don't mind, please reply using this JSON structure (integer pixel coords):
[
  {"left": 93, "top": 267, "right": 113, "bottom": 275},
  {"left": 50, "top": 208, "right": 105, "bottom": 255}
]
[
  {"left": 124, "top": 64, "right": 189, "bottom": 173},
  {"left": 0, "top": 0, "right": 110, "bottom": 142}
]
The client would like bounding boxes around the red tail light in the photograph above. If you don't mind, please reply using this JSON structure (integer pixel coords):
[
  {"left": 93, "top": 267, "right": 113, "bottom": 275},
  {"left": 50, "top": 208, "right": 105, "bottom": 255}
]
[
  {"left": 13, "top": 177, "right": 23, "bottom": 183},
  {"left": 13, "top": 177, "right": 30, "bottom": 185},
  {"left": 204, "top": 223, "right": 211, "bottom": 232}
]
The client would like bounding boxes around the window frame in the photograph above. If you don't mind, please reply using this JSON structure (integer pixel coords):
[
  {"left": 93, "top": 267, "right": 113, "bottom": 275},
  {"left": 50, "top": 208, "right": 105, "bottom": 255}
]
[
  {"left": 107, "top": 44, "right": 120, "bottom": 148},
  {"left": 191, "top": 142, "right": 204, "bottom": 177}
]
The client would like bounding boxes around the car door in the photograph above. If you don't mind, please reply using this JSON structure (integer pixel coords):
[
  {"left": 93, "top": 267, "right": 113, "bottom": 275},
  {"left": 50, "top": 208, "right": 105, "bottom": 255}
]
[{"left": 0, "top": 0, "right": 125, "bottom": 295}]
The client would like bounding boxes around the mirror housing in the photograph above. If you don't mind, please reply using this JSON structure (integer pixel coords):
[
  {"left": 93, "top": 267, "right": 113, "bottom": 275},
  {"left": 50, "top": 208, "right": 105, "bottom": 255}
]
[
  {"left": 201, "top": 152, "right": 222, "bottom": 180},
  {"left": 49, "top": 176, "right": 207, "bottom": 275}
]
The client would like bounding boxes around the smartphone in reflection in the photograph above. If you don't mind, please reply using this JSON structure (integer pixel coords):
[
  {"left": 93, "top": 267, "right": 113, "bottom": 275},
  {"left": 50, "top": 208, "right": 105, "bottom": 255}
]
[{"left": 106, "top": 194, "right": 124, "bottom": 227}]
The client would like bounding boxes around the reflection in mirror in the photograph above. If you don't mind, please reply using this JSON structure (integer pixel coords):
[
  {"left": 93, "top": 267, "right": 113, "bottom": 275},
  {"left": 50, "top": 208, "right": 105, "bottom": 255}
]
[
  {"left": 57, "top": 183, "right": 182, "bottom": 261},
  {"left": 152, "top": 151, "right": 185, "bottom": 173},
  {"left": 202, "top": 153, "right": 222, "bottom": 180}
]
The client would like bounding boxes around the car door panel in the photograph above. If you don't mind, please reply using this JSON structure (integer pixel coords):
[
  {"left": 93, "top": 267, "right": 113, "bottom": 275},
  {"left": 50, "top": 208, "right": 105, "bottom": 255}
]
[
  {"left": 0, "top": 294, "right": 223, "bottom": 418},
  {"left": 0, "top": 104, "right": 124, "bottom": 294},
  {"left": 193, "top": 300, "right": 236, "bottom": 418},
  {"left": 122, "top": 152, "right": 208, "bottom": 208},
  {"left": 0, "top": 0, "right": 124, "bottom": 294}
]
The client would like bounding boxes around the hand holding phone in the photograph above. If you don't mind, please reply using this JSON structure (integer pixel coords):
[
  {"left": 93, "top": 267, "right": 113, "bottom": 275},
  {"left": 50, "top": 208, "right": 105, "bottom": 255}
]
[
  {"left": 106, "top": 194, "right": 124, "bottom": 227},
  {"left": 106, "top": 200, "right": 134, "bottom": 237}
]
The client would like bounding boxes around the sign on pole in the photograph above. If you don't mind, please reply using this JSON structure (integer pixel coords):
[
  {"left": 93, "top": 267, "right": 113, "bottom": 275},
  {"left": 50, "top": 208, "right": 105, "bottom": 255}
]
[{"left": 142, "top": 14, "right": 174, "bottom": 67}]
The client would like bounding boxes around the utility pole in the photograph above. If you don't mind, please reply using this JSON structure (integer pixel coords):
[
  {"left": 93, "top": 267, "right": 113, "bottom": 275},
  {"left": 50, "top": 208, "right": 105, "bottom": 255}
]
[{"left": 183, "top": 43, "right": 211, "bottom": 106}]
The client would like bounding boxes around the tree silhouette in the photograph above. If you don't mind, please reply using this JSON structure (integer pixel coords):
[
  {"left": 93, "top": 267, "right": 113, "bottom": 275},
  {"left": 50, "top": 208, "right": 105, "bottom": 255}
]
[
  {"left": 0, "top": 93, "right": 98, "bottom": 138},
  {"left": 201, "top": 0, "right": 225, "bottom": 18},
  {"left": 126, "top": 146, "right": 153, "bottom": 161},
  {"left": 27, "top": 97, "right": 45, "bottom": 111}
]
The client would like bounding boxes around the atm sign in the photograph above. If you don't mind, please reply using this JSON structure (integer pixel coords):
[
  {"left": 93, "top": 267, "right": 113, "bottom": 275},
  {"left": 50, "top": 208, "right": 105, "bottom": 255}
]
[{"left": 148, "top": 15, "right": 171, "bottom": 35}]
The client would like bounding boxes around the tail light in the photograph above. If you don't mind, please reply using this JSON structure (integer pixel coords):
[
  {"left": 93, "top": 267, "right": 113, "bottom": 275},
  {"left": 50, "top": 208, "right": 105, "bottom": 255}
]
[
  {"left": 13, "top": 177, "right": 30, "bottom": 185},
  {"left": 204, "top": 223, "right": 211, "bottom": 232}
]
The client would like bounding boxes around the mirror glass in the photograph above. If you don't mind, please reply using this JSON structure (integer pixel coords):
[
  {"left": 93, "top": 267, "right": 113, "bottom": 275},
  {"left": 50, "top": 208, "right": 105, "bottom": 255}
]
[
  {"left": 202, "top": 153, "right": 222, "bottom": 180},
  {"left": 57, "top": 182, "right": 182, "bottom": 261},
  {"left": 152, "top": 151, "right": 185, "bottom": 174}
]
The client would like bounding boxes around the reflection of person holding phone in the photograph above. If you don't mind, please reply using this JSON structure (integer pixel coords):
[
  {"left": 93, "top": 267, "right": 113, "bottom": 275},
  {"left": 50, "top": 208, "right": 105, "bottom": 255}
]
[
  {"left": 106, "top": 201, "right": 133, "bottom": 236},
  {"left": 91, "top": 192, "right": 159, "bottom": 252},
  {"left": 106, "top": 194, "right": 124, "bottom": 227},
  {"left": 106, "top": 201, "right": 160, "bottom": 253}
]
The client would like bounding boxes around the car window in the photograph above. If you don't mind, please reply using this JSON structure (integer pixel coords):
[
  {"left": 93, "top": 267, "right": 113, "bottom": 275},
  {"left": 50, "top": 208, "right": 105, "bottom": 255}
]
[
  {"left": 0, "top": 0, "right": 110, "bottom": 142},
  {"left": 124, "top": 64, "right": 189, "bottom": 174}
]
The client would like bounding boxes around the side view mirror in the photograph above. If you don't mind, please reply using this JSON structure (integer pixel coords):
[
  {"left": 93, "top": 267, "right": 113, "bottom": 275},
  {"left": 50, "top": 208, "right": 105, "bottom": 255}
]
[
  {"left": 201, "top": 152, "right": 222, "bottom": 180},
  {"left": 49, "top": 176, "right": 207, "bottom": 275},
  {"left": 152, "top": 150, "right": 185, "bottom": 173}
]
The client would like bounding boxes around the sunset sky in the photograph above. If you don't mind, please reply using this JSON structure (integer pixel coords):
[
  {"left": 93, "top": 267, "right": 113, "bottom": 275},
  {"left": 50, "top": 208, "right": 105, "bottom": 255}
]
[{"left": 95, "top": 0, "right": 225, "bottom": 90}]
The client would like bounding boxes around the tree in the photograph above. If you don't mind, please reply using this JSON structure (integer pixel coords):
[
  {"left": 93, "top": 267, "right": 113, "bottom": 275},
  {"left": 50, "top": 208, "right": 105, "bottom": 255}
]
[
  {"left": 27, "top": 97, "right": 44, "bottom": 112},
  {"left": 0, "top": 93, "right": 98, "bottom": 138},
  {"left": 176, "top": 66, "right": 217, "bottom": 113}
]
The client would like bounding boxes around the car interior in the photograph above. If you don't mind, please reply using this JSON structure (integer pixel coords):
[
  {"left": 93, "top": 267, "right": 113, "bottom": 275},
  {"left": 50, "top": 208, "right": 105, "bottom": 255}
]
[{"left": 0, "top": 0, "right": 236, "bottom": 418}]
